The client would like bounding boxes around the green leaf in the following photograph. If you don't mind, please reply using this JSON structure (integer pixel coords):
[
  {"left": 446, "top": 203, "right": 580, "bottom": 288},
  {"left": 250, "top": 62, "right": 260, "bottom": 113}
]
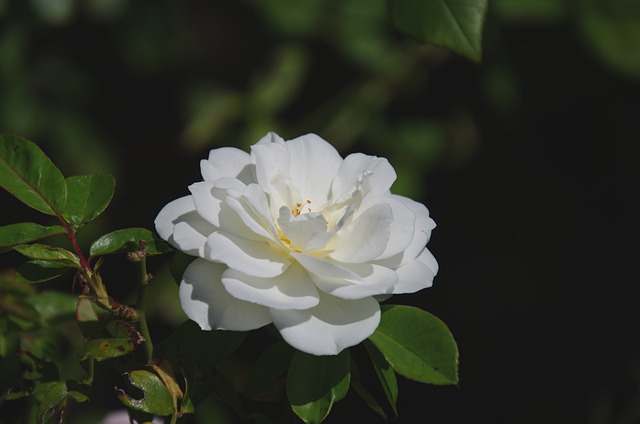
[
  {"left": 89, "top": 228, "right": 173, "bottom": 257},
  {"left": 578, "top": 0, "right": 640, "bottom": 79},
  {"left": 365, "top": 340, "right": 399, "bottom": 416},
  {"left": 62, "top": 174, "right": 116, "bottom": 230},
  {"left": 349, "top": 360, "right": 387, "bottom": 420},
  {"left": 116, "top": 369, "right": 175, "bottom": 416},
  {"left": 17, "top": 260, "right": 71, "bottom": 284},
  {"left": 368, "top": 305, "right": 458, "bottom": 385},
  {"left": 27, "top": 290, "right": 77, "bottom": 322},
  {"left": 37, "top": 380, "right": 90, "bottom": 424},
  {"left": 0, "top": 134, "right": 67, "bottom": 215},
  {"left": 287, "top": 350, "right": 350, "bottom": 424},
  {"left": 170, "top": 251, "right": 196, "bottom": 284},
  {"left": 388, "top": 0, "right": 488, "bottom": 61},
  {"left": 245, "top": 341, "right": 294, "bottom": 400},
  {"left": 78, "top": 337, "right": 137, "bottom": 361},
  {"left": 157, "top": 320, "right": 246, "bottom": 365},
  {"left": 13, "top": 244, "right": 80, "bottom": 268},
  {"left": 0, "top": 223, "right": 65, "bottom": 248}
]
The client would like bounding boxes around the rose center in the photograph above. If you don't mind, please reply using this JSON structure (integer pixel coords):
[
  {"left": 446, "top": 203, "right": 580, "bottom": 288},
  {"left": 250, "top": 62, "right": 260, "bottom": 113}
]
[{"left": 291, "top": 199, "right": 312, "bottom": 217}]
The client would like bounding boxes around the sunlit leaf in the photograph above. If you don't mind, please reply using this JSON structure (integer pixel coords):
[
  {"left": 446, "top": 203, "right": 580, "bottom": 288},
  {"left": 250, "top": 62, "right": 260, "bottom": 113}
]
[
  {"left": 388, "top": 0, "right": 488, "bottom": 61},
  {"left": 62, "top": 174, "right": 115, "bottom": 230},
  {"left": 0, "top": 134, "right": 67, "bottom": 215},
  {"left": 0, "top": 223, "right": 65, "bottom": 248},
  {"left": 17, "top": 260, "right": 71, "bottom": 284},
  {"left": 287, "top": 349, "right": 350, "bottom": 424},
  {"left": 368, "top": 305, "right": 458, "bottom": 385},
  {"left": 365, "top": 340, "right": 398, "bottom": 416},
  {"left": 89, "top": 227, "right": 172, "bottom": 257},
  {"left": 116, "top": 369, "right": 175, "bottom": 416},
  {"left": 245, "top": 341, "right": 294, "bottom": 400},
  {"left": 13, "top": 244, "right": 80, "bottom": 268}
]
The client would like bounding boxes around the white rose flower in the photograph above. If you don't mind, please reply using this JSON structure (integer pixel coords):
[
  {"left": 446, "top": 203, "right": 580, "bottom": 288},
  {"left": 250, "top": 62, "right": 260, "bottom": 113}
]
[{"left": 155, "top": 133, "right": 438, "bottom": 356}]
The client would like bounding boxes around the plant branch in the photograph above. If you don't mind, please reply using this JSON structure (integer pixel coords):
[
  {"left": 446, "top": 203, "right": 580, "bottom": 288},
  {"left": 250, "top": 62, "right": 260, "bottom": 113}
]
[{"left": 131, "top": 241, "right": 153, "bottom": 365}]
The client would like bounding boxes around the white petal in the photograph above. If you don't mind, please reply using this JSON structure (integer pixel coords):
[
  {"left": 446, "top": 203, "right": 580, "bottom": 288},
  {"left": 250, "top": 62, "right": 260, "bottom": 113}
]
[
  {"left": 390, "top": 249, "right": 437, "bottom": 294},
  {"left": 154, "top": 196, "right": 215, "bottom": 257},
  {"left": 200, "top": 147, "right": 255, "bottom": 183},
  {"left": 330, "top": 153, "right": 396, "bottom": 201},
  {"left": 189, "top": 177, "right": 247, "bottom": 227},
  {"left": 270, "top": 292, "right": 381, "bottom": 356},
  {"left": 291, "top": 252, "right": 362, "bottom": 281},
  {"left": 277, "top": 207, "right": 332, "bottom": 252},
  {"left": 221, "top": 263, "right": 319, "bottom": 310},
  {"left": 206, "top": 232, "right": 290, "bottom": 278},
  {"left": 284, "top": 134, "right": 343, "bottom": 204},
  {"left": 179, "top": 259, "right": 272, "bottom": 331},
  {"left": 222, "top": 184, "right": 279, "bottom": 242},
  {"left": 329, "top": 203, "right": 393, "bottom": 263},
  {"left": 374, "top": 196, "right": 416, "bottom": 260},
  {"left": 375, "top": 195, "right": 436, "bottom": 268},
  {"left": 251, "top": 141, "right": 290, "bottom": 193},
  {"left": 310, "top": 262, "right": 399, "bottom": 300}
]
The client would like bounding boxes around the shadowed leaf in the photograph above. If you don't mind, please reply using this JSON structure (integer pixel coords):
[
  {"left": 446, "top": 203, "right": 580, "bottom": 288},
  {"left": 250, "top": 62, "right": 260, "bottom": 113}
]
[{"left": 0, "top": 134, "right": 67, "bottom": 215}]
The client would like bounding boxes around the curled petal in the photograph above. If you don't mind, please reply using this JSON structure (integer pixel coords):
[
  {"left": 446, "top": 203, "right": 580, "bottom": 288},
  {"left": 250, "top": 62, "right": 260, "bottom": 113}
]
[
  {"left": 309, "top": 262, "right": 398, "bottom": 300},
  {"left": 277, "top": 207, "right": 331, "bottom": 252},
  {"left": 284, "top": 134, "right": 343, "bottom": 204},
  {"left": 179, "top": 259, "right": 272, "bottom": 331},
  {"left": 329, "top": 202, "right": 393, "bottom": 263},
  {"left": 200, "top": 147, "right": 254, "bottom": 183},
  {"left": 221, "top": 263, "right": 319, "bottom": 310},
  {"left": 389, "top": 249, "right": 438, "bottom": 294},
  {"left": 291, "top": 253, "right": 363, "bottom": 281},
  {"left": 206, "top": 232, "right": 290, "bottom": 278},
  {"left": 270, "top": 292, "right": 380, "bottom": 356},
  {"left": 331, "top": 153, "right": 397, "bottom": 201},
  {"left": 222, "top": 184, "right": 279, "bottom": 242},
  {"left": 154, "top": 196, "right": 215, "bottom": 257}
]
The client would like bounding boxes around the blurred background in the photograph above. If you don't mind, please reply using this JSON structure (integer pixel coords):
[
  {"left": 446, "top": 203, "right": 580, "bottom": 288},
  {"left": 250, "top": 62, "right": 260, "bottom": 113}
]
[{"left": 1, "top": 0, "right": 639, "bottom": 422}]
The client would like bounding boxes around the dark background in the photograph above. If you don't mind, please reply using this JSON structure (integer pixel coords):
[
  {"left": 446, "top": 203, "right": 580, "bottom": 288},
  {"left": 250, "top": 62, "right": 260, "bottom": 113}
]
[{"left": 1, "top": 1, "right": 639, "bottom": 423}]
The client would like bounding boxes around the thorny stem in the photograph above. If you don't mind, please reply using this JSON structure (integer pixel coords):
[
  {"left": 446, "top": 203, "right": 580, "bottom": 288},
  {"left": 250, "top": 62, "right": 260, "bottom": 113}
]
[{"left": 132, "top": 241, "right": 154, "bottom": 365}]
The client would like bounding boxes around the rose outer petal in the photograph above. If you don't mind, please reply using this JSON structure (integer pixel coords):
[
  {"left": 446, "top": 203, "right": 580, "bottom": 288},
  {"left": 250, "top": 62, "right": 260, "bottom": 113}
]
[
  {"left": 180, "top": 259, "right": 272, "bottom": 331},
  {"left": 221, "top": 263, "right": 319, "bottom": 310},
  {"left": 200, "top": 147, "right": 254, "bottom": 183},
  {"left": 270, "top": 291, "right": 381, "bottom": 356},
  {"left": 154, "top": 195, "right": 215, "bottom": 257},
  {"left": 389, "top": 248, "right": 438, "bottom": 294}
]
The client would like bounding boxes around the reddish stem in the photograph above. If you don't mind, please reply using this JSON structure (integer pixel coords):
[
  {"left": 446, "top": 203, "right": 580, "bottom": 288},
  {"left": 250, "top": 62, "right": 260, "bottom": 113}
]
[{"left": 56, "top": 214, "right": 91, "bottom": 270}]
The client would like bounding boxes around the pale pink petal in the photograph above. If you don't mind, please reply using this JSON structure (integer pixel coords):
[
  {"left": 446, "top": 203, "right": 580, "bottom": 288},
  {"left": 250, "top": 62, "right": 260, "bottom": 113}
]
[
  {"left": 179, "top": 259, "right": 272, "bottom": 331},
  {"left": 270, "top": 292, "right": 380, "bottom": 356},
  {"left": 221, "top": 263, "right": 319, "bottom": 310}
]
